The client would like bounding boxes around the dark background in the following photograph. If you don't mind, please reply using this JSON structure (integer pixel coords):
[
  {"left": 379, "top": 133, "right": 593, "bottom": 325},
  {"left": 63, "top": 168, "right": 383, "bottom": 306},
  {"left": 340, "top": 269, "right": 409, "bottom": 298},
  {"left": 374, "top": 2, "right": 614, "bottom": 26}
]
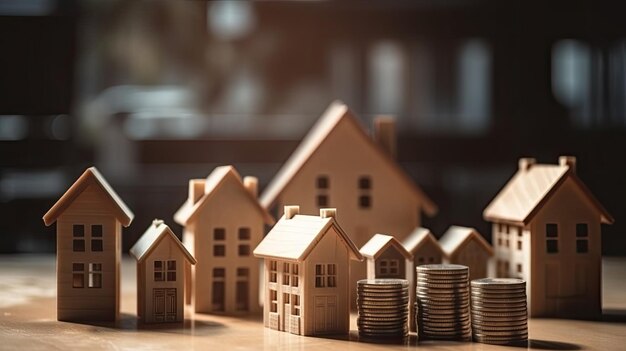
[{"left": 0, "top": 0, "right": 624, "bottom": 255}]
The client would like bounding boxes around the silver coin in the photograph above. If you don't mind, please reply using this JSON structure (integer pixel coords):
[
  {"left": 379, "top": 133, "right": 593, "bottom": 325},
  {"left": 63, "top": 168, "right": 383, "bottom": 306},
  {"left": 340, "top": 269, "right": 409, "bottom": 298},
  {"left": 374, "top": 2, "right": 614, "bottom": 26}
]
[
  {"left": 359, "top": 326, "right": 408, "bottom": 334},
  {"left": 471, "top": 316, "right": 528, "bottom": 324},
  {"left": 416, "top": 264, "right": 468, "bottom": 272},
  {"left": 471, "top": 305, "right": 527, "bottom": 313},
  {"left": 358, "top": 278, "right": 409, "bottom": 286},
  {"left": 471, "top": 278, "right": 525, "bottom": 287},
  {"left": 473, "top": 336, "right": 528, "bottom": 344},
  {"left": 473, "top": 330, "right": 528, "bottom": 338},
  {"left": 472, "top": 318, "right": 528, "bottom": 327},
  {"left": 471, "top": 301, "right": 527, "bottom": 309},
  {"left": 417, "top": 275, "right": 469, "bottom": 282},
  {"left": 417, "top": 297, "right": 471, "bottom": 304},
  {"left": 473, "top": 323, "right": 527, "bottom": 331},
  {"left": 471, "top": 290, "right": 526, "bottom": 297}
]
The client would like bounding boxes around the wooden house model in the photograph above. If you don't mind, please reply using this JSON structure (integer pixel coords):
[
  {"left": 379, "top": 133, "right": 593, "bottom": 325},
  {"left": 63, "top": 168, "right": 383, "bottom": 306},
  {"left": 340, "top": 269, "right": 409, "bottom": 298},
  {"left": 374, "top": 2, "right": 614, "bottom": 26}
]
[
  {"left": 439, "top": 225, "right": 494, "bottom": 281},
  {"left": 359, "top": 233, "right": 412, "bottom": 280},
  {"left": 253, "top": 206, "right": 363, "bottom": 336},
  {"left": 130, "top": 219, "right": 196, "bottom": 323},
  {"left": 174, "top": 166, "right": 274, "bottom": 314},
  {"left": 43, "top": 167, "right": 134, "bottom": 321},
  {"left": 483, "top": 156, "right": 613, "bottom": 318},
  {"left": 259, "top": 101, "right": 437, "bottom": 303}
]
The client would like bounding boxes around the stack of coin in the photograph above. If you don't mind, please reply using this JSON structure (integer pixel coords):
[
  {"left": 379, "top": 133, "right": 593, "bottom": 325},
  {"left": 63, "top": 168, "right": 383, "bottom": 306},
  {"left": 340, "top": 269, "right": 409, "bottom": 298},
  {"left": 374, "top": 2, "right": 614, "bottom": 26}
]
[
  {"left": 415, "top": 264, "right": 471, "bottom": 341},
  {"left": 470, "top": 278, "right": 528, "bottom": 345},
  {"left": 356, "top": 279, "right": 409, "bottom": 339}
]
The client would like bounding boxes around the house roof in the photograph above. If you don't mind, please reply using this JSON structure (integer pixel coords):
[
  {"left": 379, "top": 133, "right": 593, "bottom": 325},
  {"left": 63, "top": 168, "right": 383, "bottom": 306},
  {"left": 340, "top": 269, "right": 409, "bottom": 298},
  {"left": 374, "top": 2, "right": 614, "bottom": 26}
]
[
  {"left": 439, "top": 226, "right": 494, "bottom": 257},
  {"left": 483, "top": 162, "right": 614, "bottom": 225},
  {"left": 253, "top": 212, "right": 363, "bottom": 262},
  {"left": 360, "top": 234, "right": 412, "bottom": 260},
  {"left": 402, "top": 227, "right": 444, "bottom": 255},
  {"left": 259, "top": 100, "right": 437, "bottom": 216},
  {"left": 173, "top": 166, "right": 274, "bottom": 226},
  {"left": 43, "top": 167, "right": 134, "bottom": 227},
  {"left": 130, "top": 219, "right": 196, "bottom": 264}
]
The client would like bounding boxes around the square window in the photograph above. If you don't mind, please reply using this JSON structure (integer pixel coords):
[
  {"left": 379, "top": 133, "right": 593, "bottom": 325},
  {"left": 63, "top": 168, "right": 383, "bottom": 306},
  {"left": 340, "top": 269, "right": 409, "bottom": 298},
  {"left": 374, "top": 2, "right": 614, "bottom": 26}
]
[
  {"left": 238, "top": 245, "right": 250, "bottom": 256},
  {"left": 213, "top": 268, "right": 225, "bottom": 278},
  {"left": 73, "top": 263, "right": 84, "bottom": 271},
  {"left": 517, "top": 264, "right": 522, "bottom": 273},
  {"left": 517, "top": 241, "right": 522, "bottom": 250},
  {"left": 517, "top": 227, "right": 523, "bottom": 237},
  {"left": 214, "top": 228, "right": 225, "bottom": 241},
  {"left": 167, "top": 260, "right": 176, "bottom": 270},
  {"left": 316, "top": 176, "right": 329, "bottom": 189},
  {"left": 315, "top": 276, "right": 325, "bottom": 288},
  {"left": 327, "top": 264, "right": 336, "bottom": 275},
  {"left": 577, "top": 240, "right": 588, "bottom": 253},
  {"left": 576, "top": 223, "right": 588, "bottom": 237},
  {"left": 359, "top": 195, "right": 371, "bottom": 209},
  {"left": 292, "top": 264, "right": 299, "bottom": 275},
  {"left": 315, "top": 264, "right": 324, "bottom": 275},
  {"left": 214, "top": 245, "right": 225, "bottom": 256},
  {"left": 547, "top": 239, "right": 558, "bottom": 253},
  {"left": 91, "top": 225, "right": 103, "bottom": 237},
  {"left": 89, "top": 273, "right": 102, "bottom": 288},
  {"left": 154, "top": 271, "right": 164, "bottom": 281},
  {"left": 73, "top": 239, "right": 85, "bottom": 252},
  {"left": 238, "top": 227, "right": 251, "bottom": 240},
  {"left": 237, "top": 268, "right": 249, "bottom": 277},
  {"left": 167, "top": 272, "right": 176, "bottom": 281},
  {"left": 497, "top": 238, "right": 502, "bottom": 246},
  {"left": 91, "top": 239, "right": 103, "bottom": 252},
  {"left": 154, "top": 261, "right": 162, "bottom": 270},
  {"left": 546, "top": 223, "right": 558, "bottom": 237},
  {"left": 91, "top": 263, "right": 101, "bottom": 271},
  {"left": 316, "top": 195, "right": 328, "bottom": 207},
  {"left": 73, "top": 274, "right": 84, "bottom": 288},
  {"left": 358, "top": 176, "right": 371, "bottom": 189},
  {"left": 73, "top": 225, "right": 84, "bottom": 237}
]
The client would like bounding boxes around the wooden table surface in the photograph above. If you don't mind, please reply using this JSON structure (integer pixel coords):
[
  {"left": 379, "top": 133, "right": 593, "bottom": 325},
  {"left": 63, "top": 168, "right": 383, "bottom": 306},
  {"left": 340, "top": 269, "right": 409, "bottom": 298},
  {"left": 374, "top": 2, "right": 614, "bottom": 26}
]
[{"left": 1, "top": 255, "right": 625, "bottom": 350}]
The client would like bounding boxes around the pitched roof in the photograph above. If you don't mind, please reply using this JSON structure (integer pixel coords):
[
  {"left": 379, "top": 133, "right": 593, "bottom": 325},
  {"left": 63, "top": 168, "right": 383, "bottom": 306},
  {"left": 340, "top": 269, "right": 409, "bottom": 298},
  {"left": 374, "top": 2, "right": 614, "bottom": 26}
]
[
  {"left": 402, "top": 227, "right": 444, "bottom": 255},
  {"left": 43, "top": 167, "right": 134, "bottom": 227},
  {"left": 483, "top": 161, "right": 614, "bottom": 225},
  {"left": 130, "top": 220, "right": 196, "bottom": 264},
  {"left": 253, "top": 212, "right": 363, "bottom": 262},
  {"left": 439, "top": 226, "right": 494, "bottom": 257},
  {"left": 174, "top": 166, "right": 274, "bottom": 226},
  {"left": 259, "top": 100, "right": 437, "bottom": 216},
  {"left": 360, "top": 234, "right": 412, "bottom": 260}
]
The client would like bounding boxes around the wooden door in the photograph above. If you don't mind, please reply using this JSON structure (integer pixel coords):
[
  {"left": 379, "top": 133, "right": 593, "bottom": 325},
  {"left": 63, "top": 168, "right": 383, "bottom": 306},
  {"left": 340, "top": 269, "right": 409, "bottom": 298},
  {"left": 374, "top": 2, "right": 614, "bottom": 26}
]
[
  {"left": 212, "top": 281, "right": 225, "bottom": 311},
  {"left": 236, "top": 281, "right": 249, "bottom": 311},
  {"left": 314, "top": 296, "right": 337, "bottom": 334},
  {"left": 153, "top": 288, "right": 177, "bottom": 322},
  {"left": 282, "top": 293, "right": 291, "bottom": 332}
]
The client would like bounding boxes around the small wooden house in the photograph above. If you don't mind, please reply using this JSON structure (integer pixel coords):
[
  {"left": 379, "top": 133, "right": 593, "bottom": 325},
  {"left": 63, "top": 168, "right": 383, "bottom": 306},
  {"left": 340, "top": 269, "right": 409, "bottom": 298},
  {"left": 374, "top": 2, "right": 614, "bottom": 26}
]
[
  {"left": 483, "top": 156, "right": 613, "bottom": 318},
  {"left": 253, "top": 206, "right": 363, "bottom": 336},
  {"left": 359, "top": 233, "right": 412, "bottom": 280},
  {"left": 174, "top": 166, "right": 274, "bottom": 314},
  {"left": 43, "top": 167, "right": 134, "bottom": 321},
  {"left": 130, "top": 219, "right": 196, "bottom": 324},
  {"left": 440, "top": 226, "right": 493, "bottom": 281}
]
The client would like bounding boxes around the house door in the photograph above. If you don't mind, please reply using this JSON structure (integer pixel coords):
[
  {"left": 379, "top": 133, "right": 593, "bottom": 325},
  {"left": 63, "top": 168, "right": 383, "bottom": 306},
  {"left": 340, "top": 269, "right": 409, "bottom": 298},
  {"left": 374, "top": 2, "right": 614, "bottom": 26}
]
[
  {"left": 153, "top": 288, "right": 177, "bottom": 322},
  {"left": 282, "top": 293, "right": 291, "bottom": 332},
  {"left": 212, "top": 281, "right": 225, "bottom": 311},
  {"left": 314, "top": 296, "right": 337, "bottom": 334},
  {"left": 236, "top": 281, "right": 249, "bottom": 311}
]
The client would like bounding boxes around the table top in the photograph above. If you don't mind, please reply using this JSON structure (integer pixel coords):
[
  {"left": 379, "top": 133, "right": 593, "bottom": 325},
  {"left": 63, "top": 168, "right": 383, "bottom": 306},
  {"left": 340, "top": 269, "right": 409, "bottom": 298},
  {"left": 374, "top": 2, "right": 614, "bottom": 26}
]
[{"left": 1, "top": 255, "right": 625, "bottom": 350}]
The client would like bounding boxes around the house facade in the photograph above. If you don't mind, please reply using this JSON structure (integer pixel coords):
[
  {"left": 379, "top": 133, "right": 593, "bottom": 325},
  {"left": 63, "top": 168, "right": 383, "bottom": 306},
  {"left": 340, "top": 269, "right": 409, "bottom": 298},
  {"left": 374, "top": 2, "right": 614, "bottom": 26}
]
[
  {"left": 253, "top": 206, "right": 362, "bottom": 336},
  {"left": 43, "top": 167, "right": 134, "bottom": 321},
  {"left": 484, "top": 156, "right": 613, "bottom": 318},
  {"left": 360, "top": 233, "right": 412, "bottom": 280},
  {"left": 130, "top": 220, "right": 196, "bottom": 323},
  {"left": 440, "top": 225, "right": 494, "bottom": 281},
  {"left": 174, "top": 166, "right": 274, "bottom": 314}
]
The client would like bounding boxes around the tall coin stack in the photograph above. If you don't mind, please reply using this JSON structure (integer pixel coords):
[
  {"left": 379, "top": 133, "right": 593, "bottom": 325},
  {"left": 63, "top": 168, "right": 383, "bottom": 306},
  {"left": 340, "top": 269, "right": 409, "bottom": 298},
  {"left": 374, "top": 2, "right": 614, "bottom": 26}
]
[
  {"left": 470, "top": 278, "right": 528, "bottom": 345},
  {"left": 356, "top": 279, "right": 409, "bottom": 339},
  {"left": 415, "top": 264, "right": 472, "bottom": 341}
]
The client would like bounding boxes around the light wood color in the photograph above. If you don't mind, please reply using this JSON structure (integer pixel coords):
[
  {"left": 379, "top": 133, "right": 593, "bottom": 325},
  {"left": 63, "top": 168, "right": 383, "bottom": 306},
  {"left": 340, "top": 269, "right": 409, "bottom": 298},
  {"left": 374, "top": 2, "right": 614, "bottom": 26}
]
[
  {"left": 254, "top": 206, "right": 363, "bottom": 336},
  {"left": 259, "top": 101, "right": 438, "bottom": 306},
  {"left": 484, "top": 156, "right": 614, "bottom": 319},
  {"left": 42, "top": 167, "right": 134, "bottom": 321},
  {"left": 1, "top": 255, "right": 625, "bottom": 350},
  {"left": 440, "top": 225, "right": 494, "bottom": 281},
  {"left": 130, "top": 220, "right": 196, "bottom": 324},
  {"left": 174, "top": 166, "right": 274, "bottom": 315},
  {"left": 359, "top": 233, "right": 412, "bottom": 280}
]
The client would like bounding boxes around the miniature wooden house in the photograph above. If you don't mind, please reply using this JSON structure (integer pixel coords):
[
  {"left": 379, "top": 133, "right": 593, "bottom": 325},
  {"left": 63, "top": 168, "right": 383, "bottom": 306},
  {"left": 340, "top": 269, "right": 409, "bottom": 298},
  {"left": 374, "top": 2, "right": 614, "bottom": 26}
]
[
  {"left": 439, "top": 225, "right": 494, "bottom": 281},
  {"left": 130, "top": 220, "right": 196, "bottom": 324},
  {"left": 483, "top": 156, "right": 613, "bottom": 319},
  {"left": 259, "top": 101, "right": 437, "bottom": 304},
  {"left": 359, "top": 234, "right": 412, "bottom": 280},
  {"left": 253, "top": 206, "right": 363, "bottom": 336},
  {"left": 43, "top": 167, "right": 134, "bottom": 321},
  {"left": 174, "top": 166, "right": 274, "bottom": 314}
]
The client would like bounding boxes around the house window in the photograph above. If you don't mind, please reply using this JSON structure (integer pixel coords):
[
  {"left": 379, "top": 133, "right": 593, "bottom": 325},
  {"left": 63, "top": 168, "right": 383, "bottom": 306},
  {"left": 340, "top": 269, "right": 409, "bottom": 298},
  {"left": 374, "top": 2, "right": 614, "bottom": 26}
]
[
  {"left": 517, "top": 264, "right": 522, "bottom": 273},
  {"left": 213, "top": 228, "right": 225, "bottom": 241},
  {"left": 517, "top": 240, "right": 522, "bottom": 250},
  {"left": 316, "top": 176, "right": 329, "bottom": 189},
  {"left": 153, "top": 260, "right": 176, "bottom": 282},
  {"left": 269, "top": 261, "right": 277, "bottom": 283},
  {"left": 154, "top": 261, "right": 164, "bottom": 281},
  {"left": 505, "top": 225, "right": 510, "bottom": 234},
  {"left": 418, "top": 257, "right": 424, "bottom": 264},
  {"left": 428, "top": 257, "right": 435, "bottom": 263},
  {"left": 506, "top": 238, "right": 510, "bottom": 248},
  {"left": 213, "top": 267, "right": 225, "bottom": 278},
  {"left": 327, "top": 264, "right": 337, "bottom": 287},
  {"left": 269, "top": 289, "right": 278, "bottom": 313},
  {"left": 315, "top": 264, "right": 325, "bottom": 288},
  {"left": 517, "top": 227, "right": 523, "bottom": 237},
  {"left": 292, "top": 294, "right": 300, "bottom": 316},
  {"left": 238, "top": 227, "right": 250, "bottom": 240},
  {"left": 72, "top": 263, "right": 84, "bottom": 288},
  {"left": 316, "top": 175, "right": 329, "bottom": 207},
  {"left": 378, "top": 259, "right": 399, "bottom": 276},
  {"left": 497, "top": 235, "right": 502, "bottom": 247},
  {"left": 546, "top": 223, "right": 559, "bottom": 253},
  {"left": 498, "top": 223, "right": 504, "bottom": 233},
  {"left": 73, "top": 224, "right": 85, "bottom": 252},
  {"left": 576, "top": 223, "right": 589, "bottom": 253},
  {"left": 214, "top": 245, "right": 225, "bottom": 257},
  {"left": 504, "top": 261, "right": 510, "bottom": 274},
  {"left": 358, "top": 176, "right": 372, "bottom": 209},
  {"left": 88, "top": 263, "right": 102, "bottom": 288},
  {"left": 317, "top": 195, "right": 328, "bottom": 207},
  {"left": 91, "top": 224, "right": 103, "bottom": 252},
  {"left": 283, "top": 262, "right": 290, "bottom": 286},
  {"left": 237, "top": 267, "right": 249, "bottom": 277},
  {"left": 292, "top": 263, "right": 299, "bottom": 287},
  {"left": 238, "top": 244, "right": 250, "bottom": 256},
  {"left": 167, "top": 260, "right": 176, "bottom": 281}
]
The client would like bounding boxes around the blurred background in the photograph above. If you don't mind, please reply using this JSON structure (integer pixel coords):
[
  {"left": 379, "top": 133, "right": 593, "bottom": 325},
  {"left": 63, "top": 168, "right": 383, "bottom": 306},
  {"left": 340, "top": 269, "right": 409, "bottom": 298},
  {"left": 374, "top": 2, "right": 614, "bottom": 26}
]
[{"left": 0, "top": 0, "right": 624, "bottom": 255}]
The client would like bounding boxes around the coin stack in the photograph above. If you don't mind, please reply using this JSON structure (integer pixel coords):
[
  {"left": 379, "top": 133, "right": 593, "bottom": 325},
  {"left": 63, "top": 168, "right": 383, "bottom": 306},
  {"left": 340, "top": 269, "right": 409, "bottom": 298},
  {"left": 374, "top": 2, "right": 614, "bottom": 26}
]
[
  {"left": 470, "top": 278, "right": 528, "bottom": 345},
  {"left": 356, "top": 279, "right": 409, "bottom": 339},
  {"left": 415, "top": 264, "right": 471, "bottom": 341}
]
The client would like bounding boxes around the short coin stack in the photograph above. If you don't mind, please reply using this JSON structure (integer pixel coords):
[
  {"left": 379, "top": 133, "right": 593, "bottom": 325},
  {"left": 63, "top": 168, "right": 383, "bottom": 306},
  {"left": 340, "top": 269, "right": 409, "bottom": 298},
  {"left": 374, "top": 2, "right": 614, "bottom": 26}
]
[
  {"left": 415, "top": 264, "right": 471, "bottom": 341},
  {"left": 356, "top": 279, "right": 409, "bottom": 339},
  {"left": 470, "top": 278, "right": 528, "bottom": 345}
]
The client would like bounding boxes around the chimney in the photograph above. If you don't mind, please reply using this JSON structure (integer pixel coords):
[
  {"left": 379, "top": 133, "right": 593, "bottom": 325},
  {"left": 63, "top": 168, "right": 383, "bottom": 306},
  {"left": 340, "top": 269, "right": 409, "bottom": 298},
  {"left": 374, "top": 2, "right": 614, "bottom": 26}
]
[
  {"left": 189, "top": 179, "right": 205, "bottom": 204},
  {"left": 152, "top": 218, "right": 164, "bottom": 227},
  {"left": 284, "top": 205, "right": 300, "bottom": 219},
  {"left": 243, "top": 176, "right": 258, "bottom": 198},
  {"left": 518, "top": 158, "right": 536, "bottom": 171},
  {"left": 559, "top": 156, "right": 577, "bottom": 173},
  {"left": 320, "top": 208, "right": 337, "bottom": 219},
  {"left": 373, "top": 115, "right": 396, "bottom": 158}
]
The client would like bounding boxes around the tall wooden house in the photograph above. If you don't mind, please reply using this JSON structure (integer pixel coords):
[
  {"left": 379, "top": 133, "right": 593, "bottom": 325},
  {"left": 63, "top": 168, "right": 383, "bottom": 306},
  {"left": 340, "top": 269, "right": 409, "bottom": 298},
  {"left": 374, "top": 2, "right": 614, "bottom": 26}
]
[
  {"left": 439, "top": 225, "right": 494, "bottom": 281},
  {"left": 174, "top": 166, "right": 274, "bottom": 314},
  {"left": 359, "top": 233, "right": 412, "bottom": 280},
  {"left": 253, "top": 206, "right": 363, "bottom": 336},
  {"left": 483, "top": 156, "right": 613, "bottom": 318},
  {"left": 43, "top": 167, "right": 134, "bottom": 321},
  {"left": 130, "top": 219, "right": 196, "bottom": 324}
]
